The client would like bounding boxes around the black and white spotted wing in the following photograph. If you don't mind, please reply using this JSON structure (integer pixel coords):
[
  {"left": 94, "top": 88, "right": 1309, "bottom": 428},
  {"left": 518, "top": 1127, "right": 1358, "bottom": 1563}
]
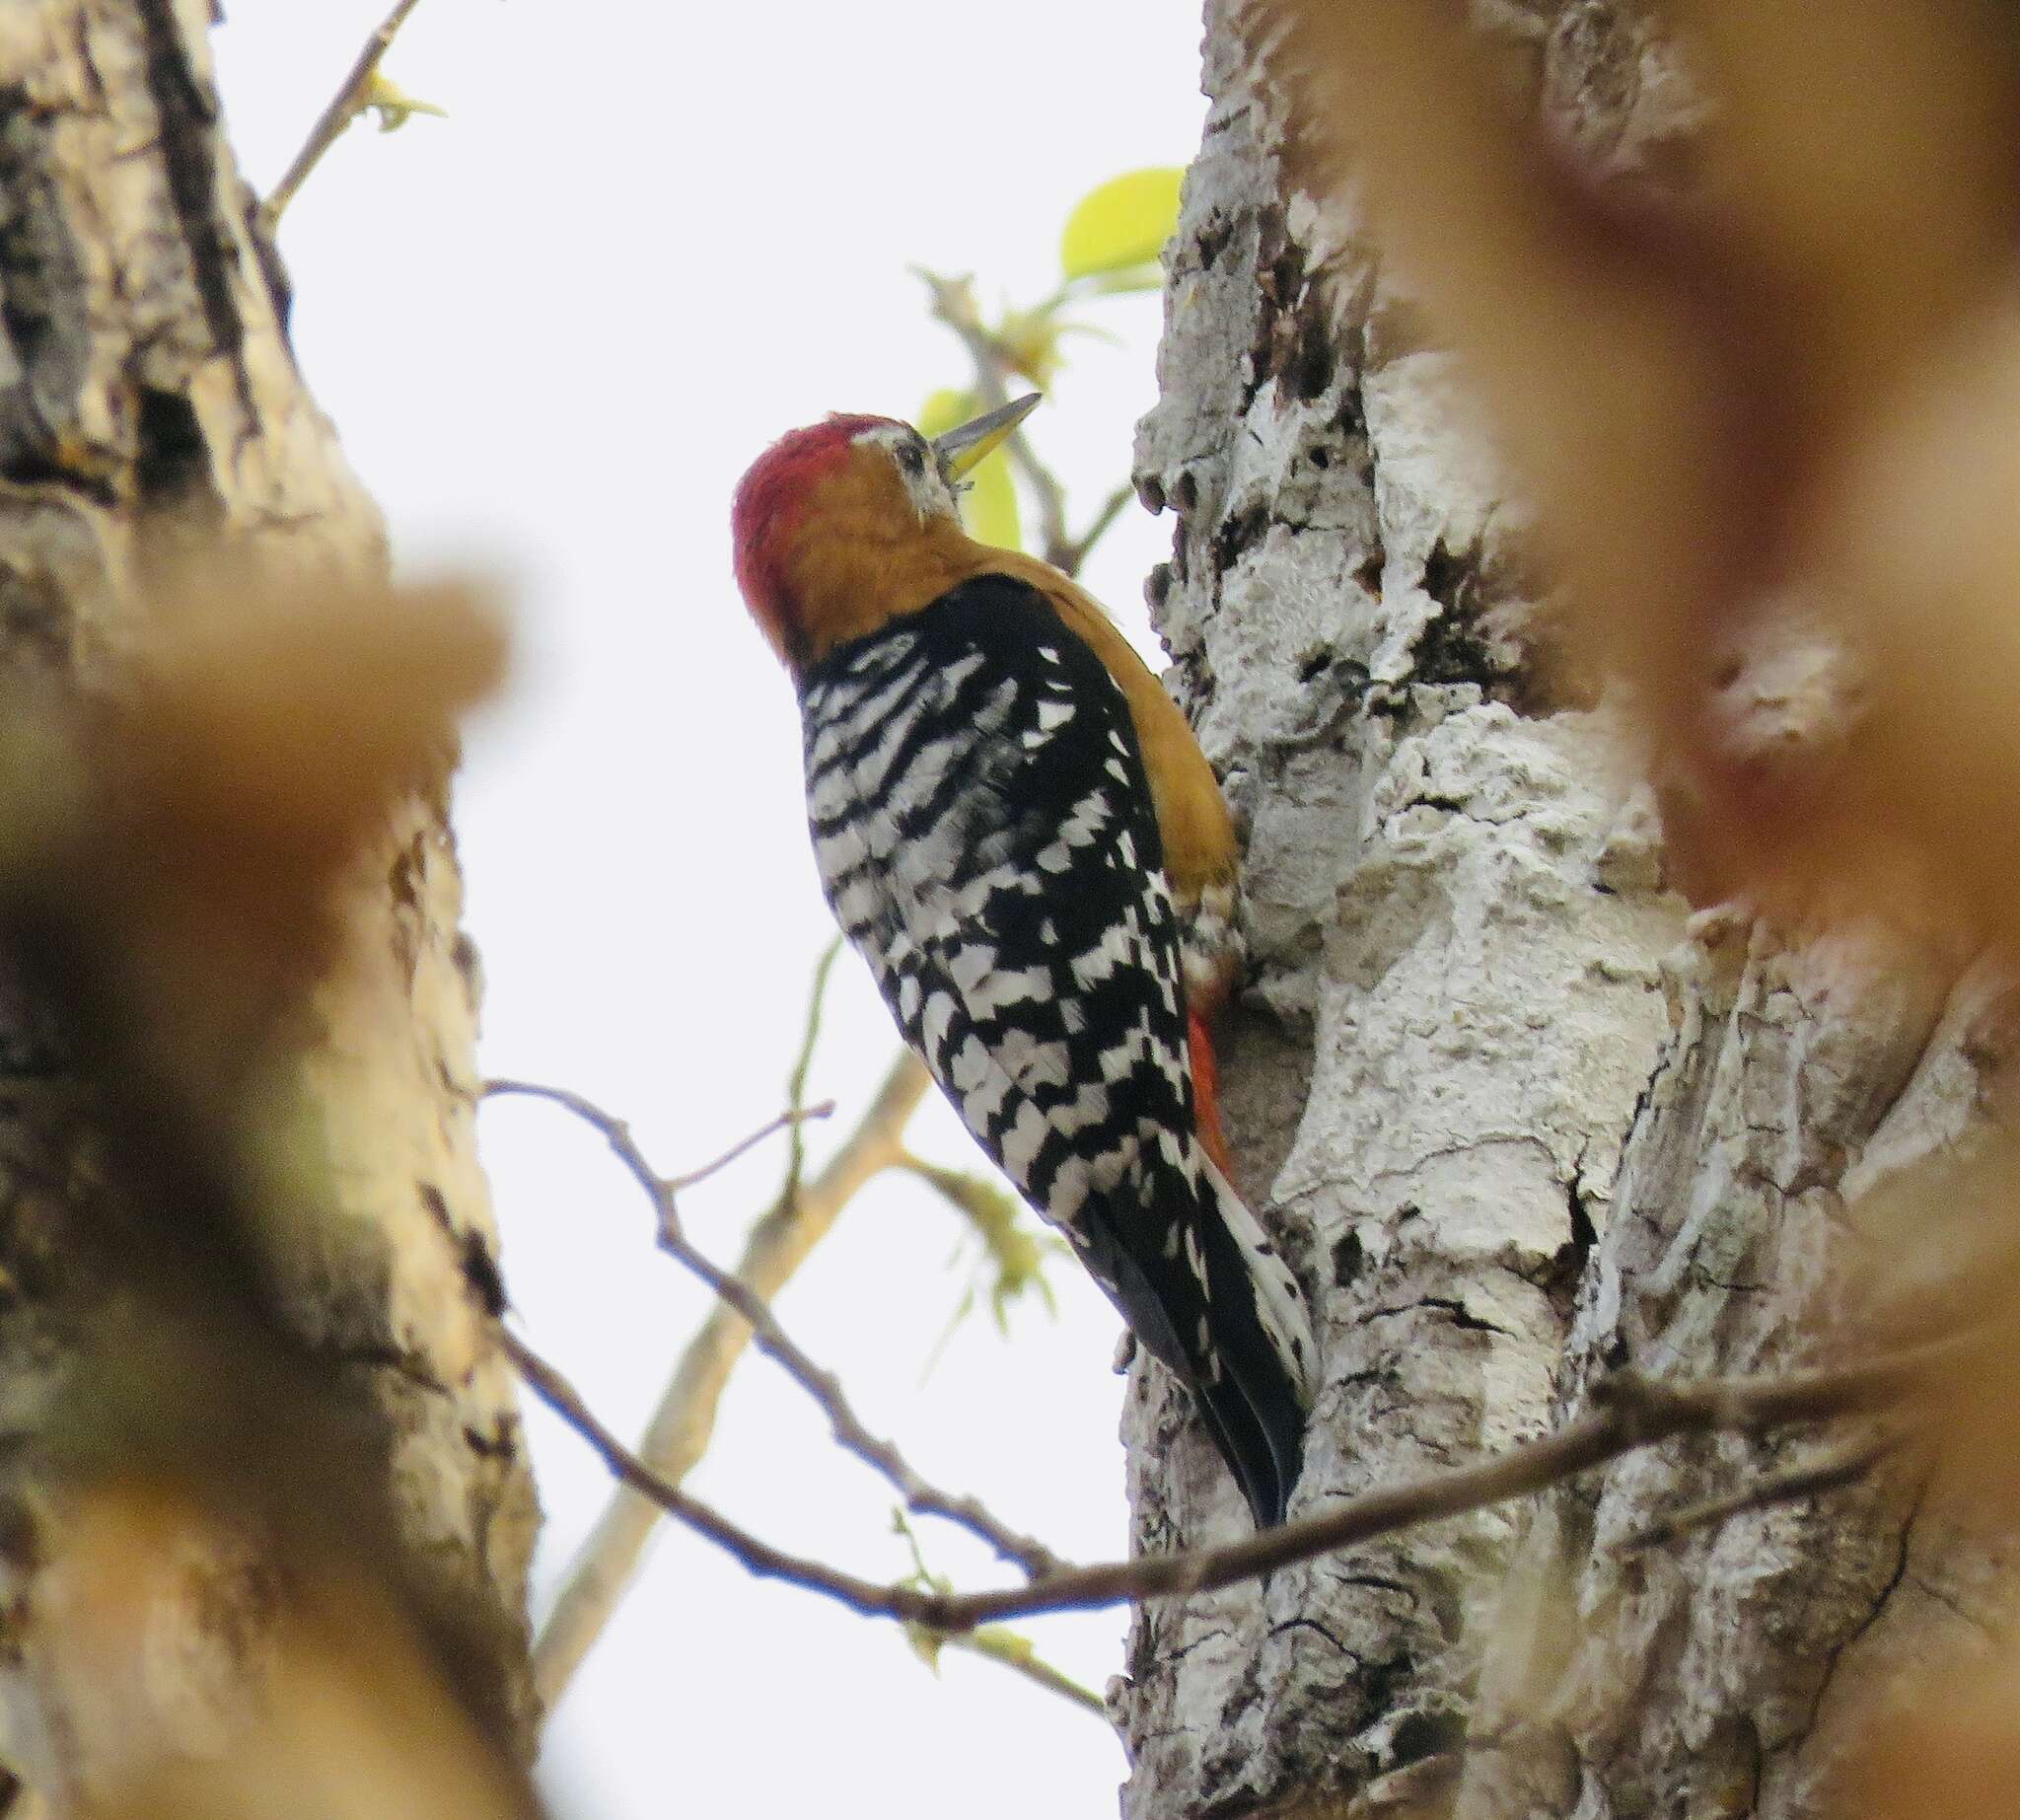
[{"left": 798, "top": 573, "right": 1313, "bottom": 1527}]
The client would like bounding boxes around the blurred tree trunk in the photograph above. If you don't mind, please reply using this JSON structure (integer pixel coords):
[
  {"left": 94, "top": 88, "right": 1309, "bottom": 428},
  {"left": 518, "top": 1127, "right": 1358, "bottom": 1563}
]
[
  {"left": 1117, "top": 4, "right": 2008, "bottom": 1815},
  {"left": 0, "top": 5, "right": 538, "bottom": 1808}
]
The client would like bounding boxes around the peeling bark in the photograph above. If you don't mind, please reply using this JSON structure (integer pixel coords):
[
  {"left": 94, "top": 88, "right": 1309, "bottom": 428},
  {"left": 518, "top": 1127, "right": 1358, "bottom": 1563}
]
[
  {"left": 0, "top": 5, "right": 537, "bottom": 1804},
  {"left": 1116, "top": 4, "right": 2011, "bottom": 1816}
]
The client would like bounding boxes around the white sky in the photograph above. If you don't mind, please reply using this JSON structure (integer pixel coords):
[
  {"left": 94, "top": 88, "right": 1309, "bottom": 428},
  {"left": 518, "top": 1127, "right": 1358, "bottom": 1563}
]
[{"left": 212, "top": 5, "right": 1207, "bottom": 1815}]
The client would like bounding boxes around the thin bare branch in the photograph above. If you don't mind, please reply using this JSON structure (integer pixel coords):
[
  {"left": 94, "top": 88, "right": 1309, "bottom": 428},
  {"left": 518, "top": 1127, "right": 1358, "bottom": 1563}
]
[
  {"left": 1062, "top": 483, "right": 1138, "bottom": 577},
  {"left": 489, "top": 1077, "right": 1066, "bottom": 1581},
  {"left": 515, "top": 1323, "right": 1982, "bottom": 1636},
  {"left": 529, "top": 1049, "right": 930, "bottom": 1705},
  {"left": 484, "top": 1080, "right": 831, "bottom": 1200},
  {"left": 512, "top": 1327, "right": 1102, "bottom": 1723},
  {"left": 263, "top": 0, "right": 428, "bottom": 225},
  {"left": 507, "top": 1330, "right": 934, "bottom": 1620},
  {"left": 667, "top": 1101, "right": 834, "bottom": 1192},
  {"left": 1615, "top": 1430, "right": 1906, "bottom": 1554}
]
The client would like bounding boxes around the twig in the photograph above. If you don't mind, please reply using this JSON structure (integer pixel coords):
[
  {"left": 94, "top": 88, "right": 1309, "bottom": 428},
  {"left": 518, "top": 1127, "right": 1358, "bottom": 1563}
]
[
  {"left": 263, "top": 0, "right": 427, "bottom": 225},
  {"left": 484, "top": 1080, "right": 832, "bottom": 1200},
  {"left": 890, "top": 1513, "right": 1103, "bottom": 1717},
  {"left": 488, "top": 1078, "right": 1065, "bottom": 1581},
  {"left": 1615, "top": 1430, "right": 1905, "bottom": 1554},
  {"left": 514, "top": 1326, "right": 1983, "bottom": 1635},
  {"left": 917, "top": 272, "right": 1079, "bottom": 573},
  {"left": 507, "top": 1330, "right": 937, "bottom": 1622},
  {"left": 656, "top": 1202, "right": 1064, "bottom": 1574},
  {"left": 925, "top": 1627, "right": 1110, "bottom": 1716},
  {"left": 1061, "top": 483, "right": 1137, "bottom": 577},
  {"left": 782, "top": 937, "right": 844, "bottom": 1205},
  {"left": 529, "top": 1049, "right": 929, "bottom": 1705},
  {"left": 918, "top": 277, "right": 1137, "bottom": 579},
  {"left": 667, "top": 1101, "right": 834, "bottom": 1191}
]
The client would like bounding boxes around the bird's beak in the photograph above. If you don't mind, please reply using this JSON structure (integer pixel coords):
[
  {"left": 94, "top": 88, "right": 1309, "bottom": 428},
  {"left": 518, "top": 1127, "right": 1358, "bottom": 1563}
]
[{"left": 931, "top": 393, "right": 1042, "bottom": 478}]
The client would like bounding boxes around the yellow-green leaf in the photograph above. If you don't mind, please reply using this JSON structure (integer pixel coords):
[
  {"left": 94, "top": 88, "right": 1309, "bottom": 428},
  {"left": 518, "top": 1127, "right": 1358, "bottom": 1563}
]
[
  {"left": 915, "top": 390, "right": 971, "bottom": 441},
  {"left": 362, "top": 73, "right": 448, "bottom": 133},
  {"left": 1059, "top": 168, "right": 1184, "bottom": 281},
  {"left": 902, "top": 1150, "right": 1060, "bottom": 1330},
  {"left": 916, "top": 391, "right": 1022, "bottom": 551},
  {"left": 960, "top": 454, "right": 1021, "bottom": 550}
]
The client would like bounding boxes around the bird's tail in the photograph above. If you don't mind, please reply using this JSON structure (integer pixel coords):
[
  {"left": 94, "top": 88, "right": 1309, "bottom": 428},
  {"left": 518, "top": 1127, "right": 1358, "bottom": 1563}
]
[{"left": 1186, "top": 1157, "right": 1317, "bottom": 1528}]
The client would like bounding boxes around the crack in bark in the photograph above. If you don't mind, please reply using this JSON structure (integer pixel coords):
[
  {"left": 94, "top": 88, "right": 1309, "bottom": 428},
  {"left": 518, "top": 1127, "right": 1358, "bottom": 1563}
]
[
  {"left": 1134, "top": 1624, "right": 1237, "bottom": 1681},
  {"left": 1324, "top": 1569, "right": 1422, "bottom": 1609},
  {"left": 130, "top": 0, "right": 256, "bottom": 422},
  {"left": 1363, "top": 1296, "right": 1512, "bottom": 1337},
  {"left": 1268, "top": 1616, "right": 1356, "bottom": 1659},
  {"left": 314, "top": 1339, "right": 454, "bottom": 1397},
  {"left": 0, "top": 95, "right": 93, "bottom": 478}
]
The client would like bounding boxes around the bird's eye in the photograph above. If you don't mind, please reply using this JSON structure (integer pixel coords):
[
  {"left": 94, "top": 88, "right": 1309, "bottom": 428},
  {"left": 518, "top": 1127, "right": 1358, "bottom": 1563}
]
[{"left": 897, "top": 441, "right": 925, "bottom": 475}]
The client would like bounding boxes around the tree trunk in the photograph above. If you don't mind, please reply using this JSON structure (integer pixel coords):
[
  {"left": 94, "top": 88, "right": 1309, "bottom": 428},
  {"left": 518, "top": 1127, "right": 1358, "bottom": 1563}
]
[
  {"left": 1116, "top": 4, "right": 2007, "bottom": 1815},
  {"left": 0, "top": 6, "right": 538, "bottom": 1807}
]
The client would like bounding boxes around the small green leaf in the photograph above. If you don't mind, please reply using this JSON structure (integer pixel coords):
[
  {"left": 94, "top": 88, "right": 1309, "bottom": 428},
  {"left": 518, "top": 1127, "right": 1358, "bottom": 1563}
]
[
  {"left": 958, "top": 454, "right": 1021, "bottom": 550},
  {"left": 1059, "top": 168, "right": 1184, "bottom": 281},
  {"left": 362, "top": 72, "right": 448, "bottom": 133},
  {"left": 903, "top": 1153, "right": 1062, "bottom": 1329},
  {"left": 917, "top": 390, "right": 1022, "bottom": 551},
  {"left": 903, "top": 1623, "right": 946, "bottom": 1672},
  {"left": 1076, "top": 265, "right": 1166, "bottom": 297}
]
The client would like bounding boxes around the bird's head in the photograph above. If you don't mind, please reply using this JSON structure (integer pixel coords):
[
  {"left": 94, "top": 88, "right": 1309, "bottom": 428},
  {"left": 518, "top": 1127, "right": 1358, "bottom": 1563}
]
[{"left": 732, "top": 394, "right": 1040, "bottom": 671}]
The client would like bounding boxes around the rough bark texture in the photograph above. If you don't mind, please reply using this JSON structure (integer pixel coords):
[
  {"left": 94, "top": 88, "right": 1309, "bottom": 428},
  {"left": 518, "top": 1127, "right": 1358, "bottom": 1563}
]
[
  {"left": 1115, "top": 4, "right": 2009, "bottom": 1816},
  {"left": 0, "top": 4, "right": 537, "bottom": 1803},
  {"left": 1456, "top": 922, "right": 2012, "bottom": 1820}
]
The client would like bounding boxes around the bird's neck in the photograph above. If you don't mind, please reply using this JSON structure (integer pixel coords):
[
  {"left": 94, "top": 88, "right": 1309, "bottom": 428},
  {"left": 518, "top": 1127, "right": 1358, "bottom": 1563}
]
[{"left": 784, "top": 517, "right": 1004, "bottom": 665}]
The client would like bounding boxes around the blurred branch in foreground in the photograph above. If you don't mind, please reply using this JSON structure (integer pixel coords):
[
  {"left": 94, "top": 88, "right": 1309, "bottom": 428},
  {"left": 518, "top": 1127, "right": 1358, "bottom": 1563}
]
[
  {"left": 0, "top": 578, "right": 541, "bottom": 1815},
  {"left": 1616, "top": 1431, "right": 1907, "bottom": 1556}
]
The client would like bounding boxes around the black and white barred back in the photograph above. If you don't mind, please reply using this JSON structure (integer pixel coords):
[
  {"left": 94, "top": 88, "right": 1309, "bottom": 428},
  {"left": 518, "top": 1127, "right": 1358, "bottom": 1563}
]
[{"left": 798, "top": 572, "right": 1316, "bottom": 1528}]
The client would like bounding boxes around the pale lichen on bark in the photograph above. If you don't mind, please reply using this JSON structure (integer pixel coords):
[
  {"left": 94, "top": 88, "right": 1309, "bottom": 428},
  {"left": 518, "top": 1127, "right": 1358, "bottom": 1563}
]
[
  {"left": 0, "top": 3, "right": 537, "bottom": 1801},
  {"left": 1114, "top": 3, "right": 2014, "bottom": 1817}
]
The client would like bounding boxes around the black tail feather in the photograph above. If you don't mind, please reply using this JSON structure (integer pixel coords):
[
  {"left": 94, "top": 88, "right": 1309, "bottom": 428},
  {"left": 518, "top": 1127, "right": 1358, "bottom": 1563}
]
[
  {"left": 1189, "top": 1370, "right": 1288, "bottom": 1529},
  {"left": 1191, "top": 1207, "right": 1309, "bottom": 1527}
]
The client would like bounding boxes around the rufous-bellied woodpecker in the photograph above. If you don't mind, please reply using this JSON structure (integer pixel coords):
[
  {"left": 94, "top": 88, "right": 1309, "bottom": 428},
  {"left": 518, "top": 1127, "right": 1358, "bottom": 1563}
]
[{"left": 730, "top": 394, "right": 1315, "bottom": 1528}]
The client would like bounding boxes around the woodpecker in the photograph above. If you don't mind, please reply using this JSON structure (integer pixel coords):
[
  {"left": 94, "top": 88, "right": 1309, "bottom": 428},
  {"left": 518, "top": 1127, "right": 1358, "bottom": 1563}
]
[{"left": 731, "top": 395, "right": 1316, "bottom": 1527}]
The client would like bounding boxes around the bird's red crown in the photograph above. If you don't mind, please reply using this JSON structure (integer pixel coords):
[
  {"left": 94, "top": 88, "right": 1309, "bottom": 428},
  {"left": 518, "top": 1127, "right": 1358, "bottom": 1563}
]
[{"left": 732, "top": 414, "right": 900, "bottom": 665}]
